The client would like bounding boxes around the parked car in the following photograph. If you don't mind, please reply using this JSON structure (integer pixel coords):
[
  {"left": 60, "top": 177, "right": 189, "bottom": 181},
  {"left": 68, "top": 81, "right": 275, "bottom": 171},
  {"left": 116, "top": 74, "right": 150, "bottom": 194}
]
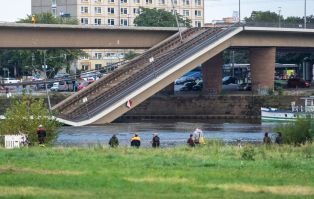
[
  {"left": 222, "top": 76, "right": 237, "bottom": 85},
  {"left": 3, "top": 78, "right": 20, "bottom": 84},
  {"left": 54, "top": 72, "right": 70, "bottom": 79},
  {"left": 238, "top": 83, "right": 252, "bottom": 91},
  {"left": 50, "top": 81, "right": 68, "bottom": 91},
  {"left": 287, "top": 78, "right": 311, "bottom": 88},
  {"left": 77, "top": 80, "right": 96, "bottom": 91},
  {"left": 180, "top": 81, "right": 197, "bottom": 91},
  {"left": 192, "top": 80, "right": 203, "bottom": 91},
  {"left": 175, "top": 76, "right": 196, "bottom": 85}
]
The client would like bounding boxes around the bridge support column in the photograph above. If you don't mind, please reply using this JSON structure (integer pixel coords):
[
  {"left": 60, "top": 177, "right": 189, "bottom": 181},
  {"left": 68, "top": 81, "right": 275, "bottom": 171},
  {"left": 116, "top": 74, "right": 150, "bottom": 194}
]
[
  {"left": 250, "top": 47, "right": 276, "bottom": 94},
  {"left": 202, "top": 53, "right": 223, "bottom": 94}
]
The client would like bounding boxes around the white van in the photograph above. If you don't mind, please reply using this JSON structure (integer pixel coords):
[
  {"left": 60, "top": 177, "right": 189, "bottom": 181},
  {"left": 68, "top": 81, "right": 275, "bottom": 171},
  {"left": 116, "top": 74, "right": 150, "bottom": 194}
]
[{"left": 50, "top": 81, "right": 68, "bottom": 91}]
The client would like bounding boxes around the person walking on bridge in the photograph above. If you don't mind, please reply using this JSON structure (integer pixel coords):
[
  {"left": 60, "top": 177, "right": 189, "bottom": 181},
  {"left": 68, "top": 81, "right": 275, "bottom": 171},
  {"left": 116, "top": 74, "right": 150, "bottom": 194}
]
[{"left": 131, "top": 134, "right": 141, "bottom": 148}]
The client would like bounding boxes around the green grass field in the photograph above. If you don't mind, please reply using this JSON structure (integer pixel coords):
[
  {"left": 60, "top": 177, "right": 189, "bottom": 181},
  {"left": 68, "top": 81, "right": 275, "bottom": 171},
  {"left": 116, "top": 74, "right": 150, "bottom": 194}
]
[{"left": 0, "top": 143, "right": 314, "bottom": 199}]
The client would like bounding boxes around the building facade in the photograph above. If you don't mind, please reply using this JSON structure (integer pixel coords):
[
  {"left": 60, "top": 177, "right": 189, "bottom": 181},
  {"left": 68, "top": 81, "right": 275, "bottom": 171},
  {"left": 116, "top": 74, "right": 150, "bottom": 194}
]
[
  {"left": 32, "top": 0, "right": 204, "bottom": 27},
  {"left": 32, "top": 0, "right": 204, "bottom": 71}
]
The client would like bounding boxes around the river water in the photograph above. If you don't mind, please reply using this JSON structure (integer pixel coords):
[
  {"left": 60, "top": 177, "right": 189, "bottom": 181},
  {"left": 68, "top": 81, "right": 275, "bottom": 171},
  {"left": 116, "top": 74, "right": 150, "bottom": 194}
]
[{"left": 55, "top": 121, "right": 278, "bottom": 147}]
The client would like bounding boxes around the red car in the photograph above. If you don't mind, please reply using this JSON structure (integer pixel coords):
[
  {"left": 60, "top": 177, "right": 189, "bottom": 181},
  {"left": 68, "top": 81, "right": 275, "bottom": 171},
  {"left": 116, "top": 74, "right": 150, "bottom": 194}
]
[{"left": 287, "top": 78, "right": 311, "bottom": 88}]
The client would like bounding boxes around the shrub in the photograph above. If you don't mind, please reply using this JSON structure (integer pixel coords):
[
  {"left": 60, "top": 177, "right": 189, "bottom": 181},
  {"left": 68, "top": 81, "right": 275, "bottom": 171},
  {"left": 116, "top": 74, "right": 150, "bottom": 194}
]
[
  {"left": 276, "top": 118, "right": 314, "bottom": 145},
  {"left": 241, "top": 145, "right": 255, "bottom": 161},
  {"left": 0, "top": 94, "right": 60, "bottom": 144}
]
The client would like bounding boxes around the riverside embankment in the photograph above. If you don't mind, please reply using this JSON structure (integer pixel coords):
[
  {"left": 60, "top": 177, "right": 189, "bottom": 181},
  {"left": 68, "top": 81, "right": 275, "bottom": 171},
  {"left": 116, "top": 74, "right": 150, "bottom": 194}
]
[{"left": 0, "top": 93, "right": 307, "bottom": 121}]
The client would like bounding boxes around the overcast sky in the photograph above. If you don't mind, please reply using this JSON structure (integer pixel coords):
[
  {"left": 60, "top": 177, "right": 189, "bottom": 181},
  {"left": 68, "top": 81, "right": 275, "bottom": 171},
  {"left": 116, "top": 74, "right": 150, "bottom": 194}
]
[{"left": 0, "top": 0, "right": 313, "bottom": 23}]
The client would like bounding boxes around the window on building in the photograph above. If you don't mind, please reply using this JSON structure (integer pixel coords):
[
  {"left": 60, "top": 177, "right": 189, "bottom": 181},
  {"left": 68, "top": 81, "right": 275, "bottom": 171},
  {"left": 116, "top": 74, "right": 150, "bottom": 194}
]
[
  {"left": 120, "top": 8, "right": 128, "bottom": 15},
  {"left": 95, "top": 64, "right": 102, "bottom": 70},
  {"left": 81, "top": 6, "right": 89, "bottom": 13},
  {"left": 51, "top": 8, "right": 57, "bottom": 17},
  {"left": 195, "top": 0, "right": 201, "bottom": 6},
  {"left": 108, "top": 19, "right": 115, "bottom": 25},
  {"left": 94, "top": 18, "right": 102, "bottom": 25},
  {"left": 145, "top": 0, "right": 152, "bottom": 4},
  {"left": 159, "top": 0, "right": 165, "bottom": 4},
  {"left": 81, "top": 64, "right": 90, "bottom": 71},
  {"left": 51, "top": 0, "right": 57, "bottom": 7},
  {"left": 121, "top": 0, "right": 127, "bottom": 3},
  {"left": 195, "top": 10, "right": 201, "bottom": 17},
  {"left": 108, "top": 0, "right": 115, "bottom": 2},
  {"left": 81, "top": 18, "right": 89, "bottom": 24},
  {"left": 108, "top": 7, "right": 115, "bottom": 14},
  {"left": 133, "top": 0, "right": 140, "bottom": 3},
  {"left": 95, "top": 0, "right": 102, "bottom": 3},
  {"left": 133, "top": 8, "right": 140, "bottom": 14},
  {"left": 172, "top": 0, "right": 177, "bottom": 4},
  {"left": 95, "top": 7, "right": 102, "bottom": 14},
  {"left": 95, "top": 53, "right": 102, "bottom": 59},
  {"left": 81, "top": 0, "right": 89, "bottom": 2},
  {"left": 120, "top": 19, "right": 128, "bottom": 26},
  {"left": 183, "top": 10, "right": 189, "bottom": 17},
  {"left": 182, "top": 0, "right": 189, "bottom": 5},
  {"left": 195, "top": 21, "right": 202, "bottom": 27}
]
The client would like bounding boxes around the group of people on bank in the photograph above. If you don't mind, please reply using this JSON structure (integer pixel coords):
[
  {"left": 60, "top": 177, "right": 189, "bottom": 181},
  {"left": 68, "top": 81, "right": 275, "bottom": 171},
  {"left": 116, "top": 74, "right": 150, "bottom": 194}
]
[
  {"left": 263, "top": 132, "right": 283, "bottom": 145},
  {"left": 108, "top": 128, "right": 205, "bottom": 148}
]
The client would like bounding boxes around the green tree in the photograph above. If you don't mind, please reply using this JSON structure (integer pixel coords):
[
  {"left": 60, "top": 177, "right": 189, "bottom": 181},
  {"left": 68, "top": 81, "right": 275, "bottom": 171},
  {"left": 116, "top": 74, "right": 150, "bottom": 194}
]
[
  {"left": 0, "top": 94, "right": 60, "bottom": 144},
  {"left": 18, "top": 12, "right": 79, "bottom": 25},
  {"left": 245, "top": 11, "right": 283, "bottom": 24},
  {"left": 124, "top": 51, "right": 139, "bottom": 60},
  {"left": 134, "top": 8, "right": 191, "bottom": 27}
]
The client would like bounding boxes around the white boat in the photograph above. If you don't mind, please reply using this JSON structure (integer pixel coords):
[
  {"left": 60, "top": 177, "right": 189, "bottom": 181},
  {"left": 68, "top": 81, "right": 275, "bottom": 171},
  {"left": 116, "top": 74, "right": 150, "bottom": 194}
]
[{"left": 261, "top": 96, "right": 314, "bottom": 122}]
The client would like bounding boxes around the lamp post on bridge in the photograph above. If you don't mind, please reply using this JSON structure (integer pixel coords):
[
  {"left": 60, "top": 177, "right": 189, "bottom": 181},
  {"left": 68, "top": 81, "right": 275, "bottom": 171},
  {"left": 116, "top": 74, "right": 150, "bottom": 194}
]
[
  {"left": 238, "top": 0, "right": 241, "bottom": 23},
  {"left": 278, "top": 7, "right": 282, "bottom": 28},
  {"left": 304, "top": 0, "right": 307, "bottom": 29}
]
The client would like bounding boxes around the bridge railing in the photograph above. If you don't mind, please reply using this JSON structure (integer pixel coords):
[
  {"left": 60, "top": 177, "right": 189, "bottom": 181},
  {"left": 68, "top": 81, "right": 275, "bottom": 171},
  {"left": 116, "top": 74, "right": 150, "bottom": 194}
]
[
  {"left": 53, "top": 28, "right": 203, "bottom": 112},
  {"left": 64, "top": 26, "right": 239, "bottom": 121},
  {"left": 243, "top": 22, "right": 314, "bottom": 29}
]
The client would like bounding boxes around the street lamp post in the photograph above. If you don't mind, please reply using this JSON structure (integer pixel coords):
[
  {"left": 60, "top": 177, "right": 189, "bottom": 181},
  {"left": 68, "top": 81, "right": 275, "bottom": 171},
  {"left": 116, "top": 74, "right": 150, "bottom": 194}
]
[
  {"left": 238, "top": 0, "right": 241, "bottom": 23},
  {"left": 304, "top": 0, "right": 307, "bottom": 28},
  {"left": 278, "top": 7, "right": 282, "bottom": 28},
  {"left": 43, "top": 51, "right": 52, "bottom": 112}
]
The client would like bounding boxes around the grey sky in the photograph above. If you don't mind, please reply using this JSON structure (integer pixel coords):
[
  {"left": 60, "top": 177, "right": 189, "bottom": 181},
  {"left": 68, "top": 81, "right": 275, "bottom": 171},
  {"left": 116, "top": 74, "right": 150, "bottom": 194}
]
[{"left": 0, "top": 0, "right": 313, "bottom": 23}]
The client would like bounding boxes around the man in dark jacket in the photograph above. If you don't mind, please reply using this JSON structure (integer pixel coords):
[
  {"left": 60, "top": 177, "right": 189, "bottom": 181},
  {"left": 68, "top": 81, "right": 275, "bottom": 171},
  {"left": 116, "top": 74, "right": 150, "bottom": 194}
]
[
  {"left": 187, "top": 134, "right": 195, "bottom": 147},
  {"left": 109, "top": 134, "right": 119, "bottom": 147},
  {"left": 37, "top": 124, "right": 47, "bottom": 145},
  {"left": 151, "top": 133, "right": 160, "bottom": 148}
]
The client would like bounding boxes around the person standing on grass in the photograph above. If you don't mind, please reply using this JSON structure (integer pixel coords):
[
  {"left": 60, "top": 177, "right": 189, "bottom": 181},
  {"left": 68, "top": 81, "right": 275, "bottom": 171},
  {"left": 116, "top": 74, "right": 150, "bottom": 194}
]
[
  {"left": 263, "top": 132, "right": 272, "bottom": 145},
  {"left": 37, "top": 124, "right": 47, "bottom": 145},
  {"left": 109, "top": 134, "right": 119, "bottom": 147},
  {"left": 131, "top": 134, "right": 141, "bottom": 148},
  {"left": 275, "top": 132, "right": 283, "bottom": 145},
  {"left": 187, "top": 134, "right": 195, "bottom": 147},
  {"left": 151, "top": 133, "right": 160, "bottom": 148}
]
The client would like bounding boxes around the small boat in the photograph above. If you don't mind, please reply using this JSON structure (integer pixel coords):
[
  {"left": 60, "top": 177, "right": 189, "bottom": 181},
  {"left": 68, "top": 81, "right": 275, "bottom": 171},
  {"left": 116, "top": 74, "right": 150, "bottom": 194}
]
[{"left": 261, "top": 96, "right": 314, "bottom": 122}]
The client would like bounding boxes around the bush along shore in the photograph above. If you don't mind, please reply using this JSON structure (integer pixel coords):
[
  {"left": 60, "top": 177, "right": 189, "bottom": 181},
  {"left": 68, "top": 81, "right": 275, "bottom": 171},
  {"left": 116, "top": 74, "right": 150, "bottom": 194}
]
[{"left": 0, "top": 143, "right": 314, "bottom": 199}]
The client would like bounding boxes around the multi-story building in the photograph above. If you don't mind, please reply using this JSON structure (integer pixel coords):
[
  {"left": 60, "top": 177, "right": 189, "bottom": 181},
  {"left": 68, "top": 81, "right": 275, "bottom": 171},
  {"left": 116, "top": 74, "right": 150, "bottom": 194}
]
[{"left": 32, "top": 0, "right": 204, "bottom": 70}]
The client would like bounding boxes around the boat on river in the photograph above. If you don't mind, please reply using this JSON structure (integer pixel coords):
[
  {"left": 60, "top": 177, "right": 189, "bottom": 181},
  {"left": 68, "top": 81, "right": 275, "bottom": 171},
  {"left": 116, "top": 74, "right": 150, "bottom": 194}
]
[{"left": 261, "top": 96, "right": 314, "bottom": 122}]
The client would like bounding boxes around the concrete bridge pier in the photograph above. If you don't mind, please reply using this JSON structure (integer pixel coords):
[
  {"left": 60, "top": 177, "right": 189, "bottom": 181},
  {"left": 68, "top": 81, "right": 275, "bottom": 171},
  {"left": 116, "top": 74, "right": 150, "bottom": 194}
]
[
  {"left": 201, "top": 53, "right": 224, "bottom": 94},
  {"left": 250, "top": 47, "right": 276, "bottom": 93},
  {"left": 161, "top": 82, "right": 174, "bottom": 95}
]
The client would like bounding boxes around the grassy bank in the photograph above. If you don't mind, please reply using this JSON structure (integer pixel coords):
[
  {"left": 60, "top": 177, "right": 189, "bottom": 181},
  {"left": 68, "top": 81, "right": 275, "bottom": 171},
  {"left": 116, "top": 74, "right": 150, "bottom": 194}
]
[{"left": 0, "top": 143, "right": 314, "bottom": 199}]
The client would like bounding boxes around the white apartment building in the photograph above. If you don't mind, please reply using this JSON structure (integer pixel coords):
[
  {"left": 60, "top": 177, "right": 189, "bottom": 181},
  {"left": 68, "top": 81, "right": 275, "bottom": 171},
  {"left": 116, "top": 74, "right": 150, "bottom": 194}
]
[
  {"left": 32, "top": 0, "right": 204, "bottom": 70},
  {"left": 32, "top": 0, "right": 204, "bottom": 27}
]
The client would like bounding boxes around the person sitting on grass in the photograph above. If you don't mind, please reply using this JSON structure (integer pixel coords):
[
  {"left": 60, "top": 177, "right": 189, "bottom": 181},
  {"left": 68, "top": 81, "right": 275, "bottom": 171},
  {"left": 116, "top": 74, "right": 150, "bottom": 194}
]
[
  {"left": 263, "top": 132, "right": 272, "bottom": 145},
  {"left": 109, "top": 134, "right": 119, "bottom": 147},
  {"left": 275, "top": 132, "right": 283, "bottom": 145},
  {"left": 131, "top": 134, "right": 141, "bottom": 148},
  {"left": 187, "top": 134, "right": 195, "bottom": 147}
]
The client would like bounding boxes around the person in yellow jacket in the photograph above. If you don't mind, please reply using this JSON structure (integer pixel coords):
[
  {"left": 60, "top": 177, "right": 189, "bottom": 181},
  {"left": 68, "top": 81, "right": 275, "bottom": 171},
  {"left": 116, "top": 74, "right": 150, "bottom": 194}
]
[{"left": 131, "top": 134, "right": 141, "bottom": 148}]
